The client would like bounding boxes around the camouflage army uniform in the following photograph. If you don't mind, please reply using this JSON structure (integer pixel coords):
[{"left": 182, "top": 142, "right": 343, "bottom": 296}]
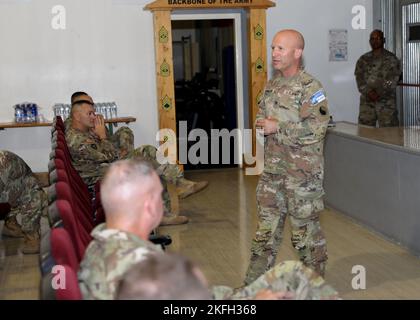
[
  {"left": 355, "top": 49, "right": 401, "bottom": 127},
  {"left": 65, "top": 127, "right": 182, "bottom": 215},
  {"left": 78, "top": 224, "right": 338, "bottom": 300},
  {"left": 214, "top": 261, "right": 338, "bottom": 300},
  {"left": 0, "top": 150, "right": 47, "bottom": 234},
  {"left": 78, "top": 224, "right": 163, "bottom": 300},
  {"left": 64, "top": 117, "right": 72, "bottom": 132},
  {"left": 245, "top": 70, "right": 330, "bottom": 285}
]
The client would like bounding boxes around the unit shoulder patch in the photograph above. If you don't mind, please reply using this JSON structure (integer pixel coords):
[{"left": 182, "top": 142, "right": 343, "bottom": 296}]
[{"left": 310, "top": 90, "right": 326, "bottom": 105}]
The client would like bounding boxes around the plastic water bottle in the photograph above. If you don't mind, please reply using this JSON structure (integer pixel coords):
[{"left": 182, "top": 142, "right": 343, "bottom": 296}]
[
  {"left": 111, "top": 102, "right": 118, "bottom": 118},
  {"left": 14, "top": 105, "right": 23, "bottom": 123},
  {"left": 23, "top": 104, "right": 30, "bottom": 122},
  {"left": 31, "top": 104, "right": 38, "bottom": 122}
]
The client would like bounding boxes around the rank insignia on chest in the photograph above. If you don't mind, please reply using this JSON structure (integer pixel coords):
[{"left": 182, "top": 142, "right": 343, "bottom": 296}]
[{"left": 310, "top": 90, "right": 326, "bottom": 105}]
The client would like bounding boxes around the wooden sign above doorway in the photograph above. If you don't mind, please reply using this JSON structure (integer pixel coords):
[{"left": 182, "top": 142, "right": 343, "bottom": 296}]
[{"left": 145, "top": 0, "right": 274, "bottom": 10}]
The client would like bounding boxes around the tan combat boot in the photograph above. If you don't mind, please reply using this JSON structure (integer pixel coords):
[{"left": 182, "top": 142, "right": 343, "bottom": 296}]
[
  {"left": 160, "top": 215, "right": 189, "bottom": 226},
  {"left": 22, "top": 231, "right": 40, "bottom": 254},
  {"left": 2, "top": 217, "right": 24, "bottom": 238},
  {"left": 176, "top": 179, "right": 209, "bottom": 200}
]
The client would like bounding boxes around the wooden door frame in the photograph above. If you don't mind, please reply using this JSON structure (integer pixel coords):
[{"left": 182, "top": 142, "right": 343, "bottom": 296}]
[{"left": 145, "top": 0, "right": 275, "bottom": 165}]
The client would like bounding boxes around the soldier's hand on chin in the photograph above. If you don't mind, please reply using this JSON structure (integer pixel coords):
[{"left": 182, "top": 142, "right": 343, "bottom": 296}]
[{"left": 93, "top": 115, "right": 107, "bottom": 140}]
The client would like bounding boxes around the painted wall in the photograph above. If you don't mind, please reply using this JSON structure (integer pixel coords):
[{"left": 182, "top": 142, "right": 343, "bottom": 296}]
[
  {"left": 0, "top": 0, "right": 373, "bottom": 171},
  {"left": 0, "top": 0, "right": 157, "bottom": 171},
  {"left": 266, "top": 0, "right": 373, "bottom": 124}
]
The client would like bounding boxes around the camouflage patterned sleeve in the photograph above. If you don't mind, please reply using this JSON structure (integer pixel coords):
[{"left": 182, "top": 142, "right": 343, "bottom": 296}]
[
  {"left": 276, "top": 81, "right": 330, "bottom": 147},
  {"left": 383, "top": 55, "right": 401, "bottom": 94},
  {"left": 66, "top": 130, "right": 118, "bottom": 165},
  {"left": 255, "top": 81, "right": 272, "bottom": 124},
  {"left": 355, "top": 56, "right": 369, "bottom": 95}
]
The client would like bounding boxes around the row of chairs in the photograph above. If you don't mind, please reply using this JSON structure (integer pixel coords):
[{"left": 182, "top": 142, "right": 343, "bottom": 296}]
[
  {"left": 40, "top": 116, "right": 100, "bottom": 299},
  {"left": 40, "top": 116, "right": 172, "bottom": 299}
]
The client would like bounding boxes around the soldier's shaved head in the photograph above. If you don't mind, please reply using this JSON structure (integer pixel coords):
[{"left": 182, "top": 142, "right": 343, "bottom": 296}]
[
  {"left": 101, "top": 159, "right": 164, "bottom": 237},
  {"left": 274, "top": 29, "right": 305, "bottom": 50},
  {"left": 271, "top": 29, "right": 305, "bottom": 77}
]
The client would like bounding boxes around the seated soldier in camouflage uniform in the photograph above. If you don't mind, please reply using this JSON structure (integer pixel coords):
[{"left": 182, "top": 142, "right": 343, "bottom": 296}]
[
  {"left": 65, "top": 92, "right": 208, "bottom": 226},
  {"left": 78, "top": 159, "right": 339, "bottom": 300},
  {"left": 0, "top": 150, "right": 48, "bottom": 254},
  {"left": 116, "top": 253, "right": 213, "bottom": 300}
]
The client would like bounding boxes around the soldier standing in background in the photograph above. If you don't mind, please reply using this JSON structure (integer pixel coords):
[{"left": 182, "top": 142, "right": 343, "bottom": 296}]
[
  {"left": 355, "top": 29, "right": 401, "bottom": 127},
  {"left": 244, "top": 29, "right": 330, "bottom": 285},
  {"left": 0, "top": 150, "right": 47, "bottom": 254}
]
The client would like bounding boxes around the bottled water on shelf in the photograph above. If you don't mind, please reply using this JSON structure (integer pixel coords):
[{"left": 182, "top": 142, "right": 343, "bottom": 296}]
[
  {"left": 52, "top": 101, "right": 119, "bottom": 121},
  {"left": 13, "top": 102, "right": 39, "bottom": 123}
]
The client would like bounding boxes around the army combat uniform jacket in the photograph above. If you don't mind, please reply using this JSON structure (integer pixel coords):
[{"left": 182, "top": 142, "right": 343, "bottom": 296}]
[
  {"left": 355, "top": 49, "right": 400, "bottom": 102},
  {"left": 65, "top": 128, "right": 119, "bottom": 187},
  {"left": 258, "top": 70, "right": 330, "bottom": 182},
  {"left": 78, "top": 225, "right": 338, "bottom": 300},
  {"left": 78, "top": 224, "right": 163, "bottom": 300}
]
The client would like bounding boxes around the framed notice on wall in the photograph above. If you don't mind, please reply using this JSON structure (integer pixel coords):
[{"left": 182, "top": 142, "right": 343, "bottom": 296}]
[{"left": 329, "top": 29, "right": 348, "bottom": 61}]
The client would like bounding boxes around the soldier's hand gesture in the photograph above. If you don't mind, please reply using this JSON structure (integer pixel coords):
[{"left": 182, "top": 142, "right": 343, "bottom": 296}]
[{"left": 92, "top": 114, "right": 107, "bottom": 141}]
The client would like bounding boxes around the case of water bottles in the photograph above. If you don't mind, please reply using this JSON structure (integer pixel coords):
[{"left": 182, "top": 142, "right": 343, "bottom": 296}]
[
  {"left": 53, "top": 102, "right": 118, "bottom": 120},
  {"left": 14, "top": 103, "right": 39, "bottom": 123}
]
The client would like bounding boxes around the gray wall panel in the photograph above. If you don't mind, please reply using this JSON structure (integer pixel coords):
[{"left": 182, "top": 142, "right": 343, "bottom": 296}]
[{"left": 325, "top": 132, "right": 420, "bottom": 254}]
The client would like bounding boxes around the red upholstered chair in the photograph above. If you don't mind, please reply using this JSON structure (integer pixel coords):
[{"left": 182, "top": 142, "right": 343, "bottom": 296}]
[
  {"left": 55, "top": 116, "right": 65, "bottom": 131},
  {"left": 48, "top": 180, "right": 94, "bottom": 233},
  {"left": 51, "top": 227, "right": 79, "bottom": 272},
  {"left": 40, "top": 264, "right": 82, "bottom": 300},
  {"left": 49, "top": 169, "right": 94, "bottom": 229},
  {"left": 48, "top": 200, "right": 91, "bottom": 262}
]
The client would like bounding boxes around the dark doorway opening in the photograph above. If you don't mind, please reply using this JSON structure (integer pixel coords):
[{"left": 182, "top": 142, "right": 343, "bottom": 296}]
[{"left": 172, "top": 19, "right": 238, "bottom": 170}]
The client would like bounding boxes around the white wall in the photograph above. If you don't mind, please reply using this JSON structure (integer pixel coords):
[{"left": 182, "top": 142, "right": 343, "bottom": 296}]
[
  {"left": 0, "top": 0, "right": 373, "bottom": 171},
  {"left": 0, "top": 0, "right": 157, "bottom": 171},
  {"left": 267, "top": 0, "right": 373, "bottom": 123}
]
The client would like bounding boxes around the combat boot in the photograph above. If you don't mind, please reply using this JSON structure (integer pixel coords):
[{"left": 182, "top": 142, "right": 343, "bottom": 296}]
[
  {"left": 160, "top": 215, "right": 189, "bottom": 226},
  {"left": 176, "top": 179, "right": 209, "bottom": 199},
  {"left": 22, "top": 231, "right": 40, "bottom": 254},
  {"left": 2, "top": 217, "right": 24, "bottom": 238}
]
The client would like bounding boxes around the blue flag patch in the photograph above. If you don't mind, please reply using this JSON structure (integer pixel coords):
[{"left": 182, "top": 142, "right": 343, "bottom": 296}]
[{"left": 310, "top": 90, "right": 326, "bottom": 105}]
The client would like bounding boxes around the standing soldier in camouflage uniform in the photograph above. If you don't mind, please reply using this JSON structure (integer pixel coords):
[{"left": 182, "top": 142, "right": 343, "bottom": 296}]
[
  {"left": 65, "top": 93, "right": 208, "bottom": 226},
  {"left": 355, "top": 29, "right": 401, "bottom": 127},
  {"left": 0, "top": 150, "right": 47, "bottom": 254},
  {"left": 244, "top": 30, "right": 330, "bottom": 285},
  {"left": 78, "top": 159, "right": 339, "bottom": 300}
]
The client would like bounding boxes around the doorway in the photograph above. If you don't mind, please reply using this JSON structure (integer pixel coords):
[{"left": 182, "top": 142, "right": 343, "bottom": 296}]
[{"left": 172, "top": 13, "right": 245, "bottom": 170}]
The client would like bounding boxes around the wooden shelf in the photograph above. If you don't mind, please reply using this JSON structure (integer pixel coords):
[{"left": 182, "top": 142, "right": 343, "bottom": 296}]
[{"left": 0, "top": 117, "right": 136, "bottom": 130}]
